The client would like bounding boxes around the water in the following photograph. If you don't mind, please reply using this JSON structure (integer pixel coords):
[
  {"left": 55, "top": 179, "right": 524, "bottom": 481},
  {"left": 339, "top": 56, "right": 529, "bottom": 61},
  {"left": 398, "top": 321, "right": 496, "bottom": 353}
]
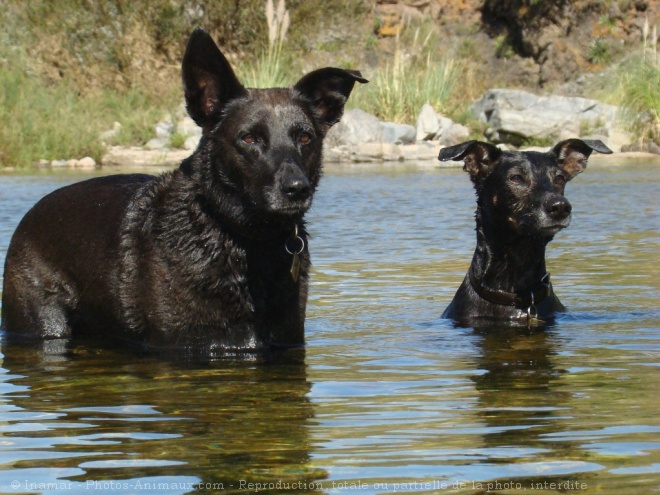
[{"left": 0, "top": 162, "right": 658, "bottom": 494}]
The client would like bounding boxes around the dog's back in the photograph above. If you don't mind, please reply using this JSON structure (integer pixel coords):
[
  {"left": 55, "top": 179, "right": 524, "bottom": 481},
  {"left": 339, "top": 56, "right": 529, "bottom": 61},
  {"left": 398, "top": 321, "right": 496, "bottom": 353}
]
[{"left": 1, "top": 174, "right": 153, "bottom": 338}]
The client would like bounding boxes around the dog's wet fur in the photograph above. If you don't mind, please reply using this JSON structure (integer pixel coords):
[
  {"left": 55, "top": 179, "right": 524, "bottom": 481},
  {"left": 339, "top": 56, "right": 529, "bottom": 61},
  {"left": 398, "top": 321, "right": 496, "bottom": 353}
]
[
  {"left": 439, "top": 139, "right": 612, "bottom": 327},
  {"left": 0, "top": 28, "right": 366, "bottom": 356}
]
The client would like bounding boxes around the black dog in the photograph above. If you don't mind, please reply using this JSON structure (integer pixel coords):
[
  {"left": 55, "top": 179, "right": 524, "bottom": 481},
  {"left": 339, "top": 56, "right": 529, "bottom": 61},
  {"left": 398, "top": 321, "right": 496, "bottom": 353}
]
[
  {"left": 1, "top": 28, "right": 366, "bottom": 355},
  {"left": 438, "top": 139, "right": 612, "bottom": 327}
]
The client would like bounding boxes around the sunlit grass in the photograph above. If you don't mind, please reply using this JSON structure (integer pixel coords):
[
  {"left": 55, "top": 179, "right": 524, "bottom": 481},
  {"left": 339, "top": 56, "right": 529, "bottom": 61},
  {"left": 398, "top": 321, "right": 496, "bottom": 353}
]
[
  {"left": 240, "top": 0, "right": 291, "bottom": 88},
  {"left": 599, "top": 19, "right": 659, "bottom": 143},
  {"left": 348, "top": 24, "right": 477, "bottom": 124},
  {"left": 0, "top": 50, "right": 179, "bottom": 168},
  {"left": 0, "top": 55, "right": 103, "bottom": 167}
]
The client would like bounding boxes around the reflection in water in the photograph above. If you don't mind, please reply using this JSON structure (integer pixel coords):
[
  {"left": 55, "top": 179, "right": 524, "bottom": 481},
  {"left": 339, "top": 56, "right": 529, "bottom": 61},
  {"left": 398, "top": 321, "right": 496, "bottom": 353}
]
[
  {"left": 0, "top": 342, "right": 325, "bottom": 494},
  {"left": 0, "top": 163, "right": 659, "bottom": 494},
  {"left": 472, "top": 326, "right": 565, "bottom": 447}
]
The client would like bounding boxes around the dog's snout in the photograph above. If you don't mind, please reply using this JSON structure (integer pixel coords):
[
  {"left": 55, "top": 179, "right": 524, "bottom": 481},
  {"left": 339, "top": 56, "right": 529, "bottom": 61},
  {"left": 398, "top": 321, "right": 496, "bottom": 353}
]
[
  {"left": 282, "top": 175, "right": 311, "bottom": 201},
  {"left": 546, "top": 197, "right": 572, "bottom": 220}
]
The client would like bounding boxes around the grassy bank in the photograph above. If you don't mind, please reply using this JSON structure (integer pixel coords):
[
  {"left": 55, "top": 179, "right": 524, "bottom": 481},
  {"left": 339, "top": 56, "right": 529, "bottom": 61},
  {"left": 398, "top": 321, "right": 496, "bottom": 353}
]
[
  {"left": 0, "top": 0, "right": 657, "bottom": 168},
  {"left": 346, "top": 22, "right": 480, "bottom": 123},
  {"left": 0, "top": 50, "right": 180, "bottom": 167},
  {"left": 0, "top": 0, "right": 479, "bottom": 168}
]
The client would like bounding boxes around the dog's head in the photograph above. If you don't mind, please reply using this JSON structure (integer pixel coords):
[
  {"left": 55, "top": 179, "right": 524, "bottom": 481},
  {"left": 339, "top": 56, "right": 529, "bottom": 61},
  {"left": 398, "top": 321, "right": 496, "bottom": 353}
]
[
  {"left": 439, "top": 139, "right": 612, "bottom": 237},
  {"left": 181, "top": 28, "right": 367, "bottom": 221}
]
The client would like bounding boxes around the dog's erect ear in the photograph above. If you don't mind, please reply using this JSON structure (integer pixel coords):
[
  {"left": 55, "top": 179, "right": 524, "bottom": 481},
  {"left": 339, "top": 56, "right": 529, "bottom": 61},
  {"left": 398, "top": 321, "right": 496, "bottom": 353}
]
[
  {"left": 182, "top": 28, "right": 248, "bottom": 131},
  {"left": 550, "top": 139, "right": 613, "bottom": 179},
  {"left": 294, "top": 68, "right": 368, "bottom": 133},
  {"left": 438, "top": 140, "right": 503, "bottom": 183}
]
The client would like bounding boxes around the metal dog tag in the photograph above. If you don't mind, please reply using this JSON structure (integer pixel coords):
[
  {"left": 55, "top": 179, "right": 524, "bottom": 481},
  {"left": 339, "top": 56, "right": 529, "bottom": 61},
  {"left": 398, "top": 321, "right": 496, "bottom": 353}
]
[
  {"left": 528, "top": 316, "right": 545, "bottom": 327},
  {"left": 286, "top": 225, "right": 305, "bottom": 283},
  {"left": 290, "top": 252, "right": 301, "bottom": 282}
]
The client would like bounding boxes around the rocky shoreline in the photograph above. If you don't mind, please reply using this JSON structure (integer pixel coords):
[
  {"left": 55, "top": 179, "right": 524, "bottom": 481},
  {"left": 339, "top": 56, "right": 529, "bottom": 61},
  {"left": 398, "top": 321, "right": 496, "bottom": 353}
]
[
  {"left": 96, "top": 144, "right": 658, "bottom": 171},
  {"left": 27, "top": 88, "right": 660, "bottom": 170}
]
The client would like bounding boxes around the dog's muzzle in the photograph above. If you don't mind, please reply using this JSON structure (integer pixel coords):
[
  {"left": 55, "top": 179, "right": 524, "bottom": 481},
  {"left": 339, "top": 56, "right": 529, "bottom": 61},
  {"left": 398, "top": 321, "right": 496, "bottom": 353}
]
[{"left": 266, "top": 163, "right": 312, "bottom": 214}]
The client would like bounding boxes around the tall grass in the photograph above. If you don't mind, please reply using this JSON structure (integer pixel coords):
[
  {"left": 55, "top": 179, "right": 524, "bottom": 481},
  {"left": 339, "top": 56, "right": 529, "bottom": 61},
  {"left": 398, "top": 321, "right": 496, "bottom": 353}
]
[
  {"left": 241, "top": 0, "right": 291, "bottom": 88},
  {"left": 0, "top": 51, "right": 178, "bottom": 168},
  {"left": 348, "top": 26, "right": 467, "bottom": 124},
  {"left": 611, "top": 18, "right": 659, "bottom": 143},
  {"left": 0, "top": 54, "right": 103, "bottom": 167}
]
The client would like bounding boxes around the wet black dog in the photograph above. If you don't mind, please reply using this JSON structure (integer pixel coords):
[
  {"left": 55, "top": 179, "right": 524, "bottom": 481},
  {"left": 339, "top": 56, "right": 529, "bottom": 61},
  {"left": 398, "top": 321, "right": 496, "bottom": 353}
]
[
  {"left": 438, "top": 139, "right": 612, "bottom": 327},
  {"left": 1, "top": 28, "right": 366, "bottom": 355}
]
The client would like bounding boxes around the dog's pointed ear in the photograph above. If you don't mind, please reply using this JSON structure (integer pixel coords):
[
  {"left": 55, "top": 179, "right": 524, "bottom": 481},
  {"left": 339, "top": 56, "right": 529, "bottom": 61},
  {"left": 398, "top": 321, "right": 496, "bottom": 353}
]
[
  {"left": 182, "top": 28, "right": 248, "bottom": 131},
  {"left": 294, "top": 68, "right": 368, "bottom": 133},
  {"left": 550, "top": 139, "right": 613, "bottom": 180},
  {"left": 438, "top": 141, "right": 502, "bottom": 183}
]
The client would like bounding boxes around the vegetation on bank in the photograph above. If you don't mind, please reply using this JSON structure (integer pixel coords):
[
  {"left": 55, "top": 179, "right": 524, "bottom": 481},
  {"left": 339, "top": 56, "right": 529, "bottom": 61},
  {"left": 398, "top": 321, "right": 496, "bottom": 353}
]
[
  {"left": 0, "top": 0, "right": 658, "bottom": 167},
  {"left": 0, "top": 50, "right": 180, "bottom": 167},
  {"left": 608, "top": 21, "right": 660, "bottom": 144}
]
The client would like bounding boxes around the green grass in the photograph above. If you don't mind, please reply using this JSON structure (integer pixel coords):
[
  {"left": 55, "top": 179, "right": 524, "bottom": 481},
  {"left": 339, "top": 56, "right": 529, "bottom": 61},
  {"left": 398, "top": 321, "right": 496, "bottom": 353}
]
[
  {"left": 348, "top": 23, "right": 473, "bottom": 124},
  {"left": 239, "top": 46, "right": 293, "bottom": 89},
  {"left": 0, "top": 1, "right": 453, "bottom": 167},
  {"left": 588, "top": 38, "right": 612, "bottom": 65},
  {"left": 614, "top": 57, "right": 660, "bottom": 142},
  {"left": 350, "top": 56, "right": 461, "bottom": 124},
  {"left": 95, "top": 89, "right": 177, "bottom": 147},
  {"left": 0, "top": 51, "right": 179, "bottom": 168},
  {"left": 168, "top": 132, "right": 188, "bottom": 149},
  {"left": 0, "top": 55, "right": 102, "bottom": 167}
]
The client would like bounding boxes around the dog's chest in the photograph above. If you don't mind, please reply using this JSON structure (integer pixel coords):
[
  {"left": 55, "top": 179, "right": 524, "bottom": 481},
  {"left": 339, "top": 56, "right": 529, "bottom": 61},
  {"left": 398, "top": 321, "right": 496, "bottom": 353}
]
[{"left": 158, "top": 229, "right": 304, "bottom": 314}]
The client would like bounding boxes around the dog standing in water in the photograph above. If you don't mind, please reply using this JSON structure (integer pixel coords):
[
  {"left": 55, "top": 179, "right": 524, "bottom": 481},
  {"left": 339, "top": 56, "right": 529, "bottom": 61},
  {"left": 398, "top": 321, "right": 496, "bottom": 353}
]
[
  {"left": 1, "top": 28, "right": 367, "bottom": 356},
  {"left": 438, "top": 139, "right": 612, "bottom": 327}
]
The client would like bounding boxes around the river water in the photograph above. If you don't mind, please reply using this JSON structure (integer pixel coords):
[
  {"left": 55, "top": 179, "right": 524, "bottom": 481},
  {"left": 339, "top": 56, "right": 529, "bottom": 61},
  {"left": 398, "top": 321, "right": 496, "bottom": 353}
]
[{"left": 0, "top": 161, "right": 658, "bottom": 494}]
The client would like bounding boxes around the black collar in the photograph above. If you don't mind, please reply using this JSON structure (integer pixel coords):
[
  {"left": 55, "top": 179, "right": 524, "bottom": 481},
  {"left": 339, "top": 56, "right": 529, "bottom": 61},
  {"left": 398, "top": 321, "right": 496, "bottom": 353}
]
[{"left": 468, "top": 266, "right": 552, "bottom": 309}]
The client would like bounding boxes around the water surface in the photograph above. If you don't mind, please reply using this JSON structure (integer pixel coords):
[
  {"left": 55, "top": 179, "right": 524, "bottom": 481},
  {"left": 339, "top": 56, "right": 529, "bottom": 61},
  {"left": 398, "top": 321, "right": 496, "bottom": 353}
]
[{"left": 0, "top": 162, "right": 658, "bottom": 494}]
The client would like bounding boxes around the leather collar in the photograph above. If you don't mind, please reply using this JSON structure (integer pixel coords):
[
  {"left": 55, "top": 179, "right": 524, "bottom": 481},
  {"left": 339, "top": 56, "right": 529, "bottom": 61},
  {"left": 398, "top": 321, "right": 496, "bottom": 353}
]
[{"left": 468, "top": 266, "right": 552, "bottom": 309}]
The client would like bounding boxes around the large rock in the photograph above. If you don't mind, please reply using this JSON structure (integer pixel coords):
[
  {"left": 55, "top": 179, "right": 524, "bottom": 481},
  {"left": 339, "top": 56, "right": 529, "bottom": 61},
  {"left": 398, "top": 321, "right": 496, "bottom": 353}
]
[
  {"left": 470, "top": 89, "right": 630, "bottom": 150},
  {"left": 416, "top": 103, "right": 440, "bottom": 141},
  {"left": 438, "top": 123, "right": 470, "bottom": 146},
  {"left": 102, "top": 146, "right": 190, "bottom": 168},
  {"left": 380, "top": 122, "right": 416, "bottom": 145},
  {"left": 325, "top": 109, "right": 382, "bottom": 148},
  {"left": 176, "top": 116, "right": 202, "bottom": 139},
  {"left": 326, "top": 109, "right": 416, "bottom": 148},
  {"left": 416, "top": 104, "right": 467, "bottom": 146}
]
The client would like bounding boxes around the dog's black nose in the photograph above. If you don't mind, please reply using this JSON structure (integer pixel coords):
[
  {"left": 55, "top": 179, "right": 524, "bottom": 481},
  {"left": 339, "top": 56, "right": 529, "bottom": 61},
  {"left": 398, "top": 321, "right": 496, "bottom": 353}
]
[
  {"left": 547, "top": 197, "right": 572, "bottom": 220},
  {"left": 282, "top": 177, "right": 311, "bottom": 201}
]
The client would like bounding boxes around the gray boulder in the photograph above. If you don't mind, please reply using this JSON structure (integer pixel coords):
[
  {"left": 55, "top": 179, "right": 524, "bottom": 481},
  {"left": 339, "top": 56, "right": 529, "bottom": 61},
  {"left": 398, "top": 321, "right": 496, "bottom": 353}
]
[
  {"left": 155, "top": 122, "right": 174, "bottom": 139},
  {"left": 470, "top": 89, "right": 629, "bottom": 149},
  {"left": 326, "top": 109, "right": 416, "bottom": 147},
  {"left": 176, "top": 116, "right": 202, "bottom": 139},
  {"left": 380, "top": 122, "right": 416, "bottom": 145},
  {"left": 416, "top": 103, "right": 440, "bottom": 141},
  {"left": 416, "top": 104, "right": 467, "bottom": 146},
  {"left": 184, "top": 136, "right": 201, "bottom": 151},
  {"left": 326, "top": 109, "right": 382, "bottom": 148},
  {"left": 438, "top": 123, "right": 470, "bottom": 146},
  {"left": 145, "top": 137, "right": 169, "bottom": 150},
  {"left": 431, "top": 116, "right": 453, "bottom": 140}
]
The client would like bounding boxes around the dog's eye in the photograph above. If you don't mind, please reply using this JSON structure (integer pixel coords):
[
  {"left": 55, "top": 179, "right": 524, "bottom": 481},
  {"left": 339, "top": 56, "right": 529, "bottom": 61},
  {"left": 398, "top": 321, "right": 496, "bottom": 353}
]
[
  {"left": 554, "top": 174, "right": 567, "bottom": 186},
  {"left": 241, "top": 133, "right": 257, "bottom": 144},
  {"left": 298, "top": 132, "right": 313, "bottom": 145},
  {"left": 509, "top": 174, "right": 524, "bottom": 184}
]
